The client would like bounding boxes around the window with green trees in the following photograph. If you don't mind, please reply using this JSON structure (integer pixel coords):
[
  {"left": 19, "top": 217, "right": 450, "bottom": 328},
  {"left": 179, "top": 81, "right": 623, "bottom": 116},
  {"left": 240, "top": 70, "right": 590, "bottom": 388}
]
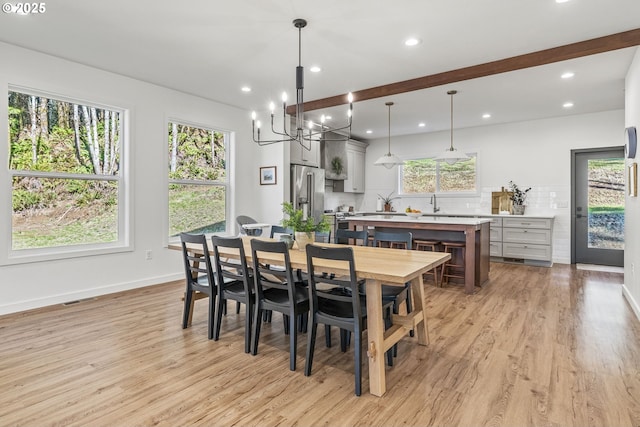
[
  {"left": 7, "top": 89, "right": 125, "bottom": 254},
  {"left": 400, "top": 155, "right": 477, "bottom": 194},
  {"left": 168, "top": 121, "right": 227, "bottom": 238}
]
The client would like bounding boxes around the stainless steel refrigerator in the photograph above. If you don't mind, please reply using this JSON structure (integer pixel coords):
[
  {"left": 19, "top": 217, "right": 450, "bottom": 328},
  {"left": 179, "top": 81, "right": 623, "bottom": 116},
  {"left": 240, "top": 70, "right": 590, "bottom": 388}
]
[{"left": 290, "top": 165, "right": 325, "bottom": 223}]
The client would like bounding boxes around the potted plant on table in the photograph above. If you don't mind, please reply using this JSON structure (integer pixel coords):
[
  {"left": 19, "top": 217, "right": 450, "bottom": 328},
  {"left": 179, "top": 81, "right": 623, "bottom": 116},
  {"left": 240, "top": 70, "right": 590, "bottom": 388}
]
[
  {"left": 281, "top": 202, "right": 330, "bottom": 250},
  {"left": 508, "top": 181, "right": 531, "bottom": 215}
]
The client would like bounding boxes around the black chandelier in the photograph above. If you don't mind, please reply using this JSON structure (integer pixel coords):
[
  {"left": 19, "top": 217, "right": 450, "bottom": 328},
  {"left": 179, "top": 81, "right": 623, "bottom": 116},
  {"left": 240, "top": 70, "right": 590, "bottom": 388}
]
[{"left": 251, "top": 18, "right": 354, "bottom": 150}]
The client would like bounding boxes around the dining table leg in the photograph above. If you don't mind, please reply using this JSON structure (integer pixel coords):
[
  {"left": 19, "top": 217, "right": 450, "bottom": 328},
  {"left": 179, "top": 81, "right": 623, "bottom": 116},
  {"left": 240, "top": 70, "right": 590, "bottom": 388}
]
[
  {"left": 410, "top": 275, "right": 429, "bottom": 345},
  {"left": 365, "top": 278, "right": 386, "bottom": 397}
]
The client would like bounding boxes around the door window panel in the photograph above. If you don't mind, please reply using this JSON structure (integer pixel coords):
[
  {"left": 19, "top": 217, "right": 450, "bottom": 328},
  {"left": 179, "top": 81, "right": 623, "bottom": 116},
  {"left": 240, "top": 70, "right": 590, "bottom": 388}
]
[{"left": 587, "top": 158, "right": 625, "bottom": 250}]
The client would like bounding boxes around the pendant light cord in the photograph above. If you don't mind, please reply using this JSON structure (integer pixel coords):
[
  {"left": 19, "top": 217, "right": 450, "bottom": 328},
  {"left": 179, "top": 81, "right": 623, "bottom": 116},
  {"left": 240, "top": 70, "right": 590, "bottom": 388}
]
[
  {"left": 386, "top": 101, "right": 394, "bottom": 155},
  {"left": 448, "top": 90, "right": 456, "bottom": 151}
]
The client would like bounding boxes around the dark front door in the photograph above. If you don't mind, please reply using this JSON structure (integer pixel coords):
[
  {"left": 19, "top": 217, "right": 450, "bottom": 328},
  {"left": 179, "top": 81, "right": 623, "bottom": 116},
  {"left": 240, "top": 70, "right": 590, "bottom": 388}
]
[{"left": 572, "top": 148, "right": 625, "bottom": 266}]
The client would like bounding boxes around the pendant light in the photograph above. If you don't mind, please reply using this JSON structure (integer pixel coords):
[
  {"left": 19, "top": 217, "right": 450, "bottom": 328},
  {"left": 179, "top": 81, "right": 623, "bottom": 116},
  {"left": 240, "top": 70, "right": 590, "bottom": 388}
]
[
  {"left": 374, "top": 101, "right": 404, "bottom": 169},
  {"left": 435, "top": 90, "right": 470, "bottom": 165}
]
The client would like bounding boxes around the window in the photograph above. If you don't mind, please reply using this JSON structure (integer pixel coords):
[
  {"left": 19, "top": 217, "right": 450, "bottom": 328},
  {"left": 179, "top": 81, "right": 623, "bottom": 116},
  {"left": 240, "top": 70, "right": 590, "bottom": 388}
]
[
  {"left": 400, "top": 155, "right": 477, "bottom": 194},
  {"left": 168, "top": 121, "right": 228, "bottom": 239},
  {"left": 7, "top": 89, "right": 126, "bottom": 259}
]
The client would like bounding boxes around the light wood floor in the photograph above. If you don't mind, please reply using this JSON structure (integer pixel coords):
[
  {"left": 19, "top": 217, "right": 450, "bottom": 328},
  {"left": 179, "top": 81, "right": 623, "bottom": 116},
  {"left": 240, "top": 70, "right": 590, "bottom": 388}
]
[{"left": 1, "top": 263, "right": 638, "bottom": 426}]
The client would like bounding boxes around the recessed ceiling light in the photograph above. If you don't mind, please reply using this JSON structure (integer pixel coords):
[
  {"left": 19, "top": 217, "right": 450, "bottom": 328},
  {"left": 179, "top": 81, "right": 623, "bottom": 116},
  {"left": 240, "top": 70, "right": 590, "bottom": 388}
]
[
  {"left": 418, "top": 122, "right": 426, "bottom": 128},
  {"left": 482, "top": 113, "right": 491, "bottom": 119},
  {"left": 241, "top": 86, "right": 251, "bottom": 93},
  {"left": 555, "top": 0, "right": 570, "bottom": 3},
  {"left": 404, "top": 38, "right": 421, "bottom": 47},
  {"left": 563, "top": 102, "right": 574, "bottom": 108},
  {"left": 310, "top": 66, "right": 321, "bottom": 73},
  {"left": 366, "top": 130, "right": 373, "bottom": 134},
  {"left": 561, "top": 71, "right": 575, "bottom": 79}
]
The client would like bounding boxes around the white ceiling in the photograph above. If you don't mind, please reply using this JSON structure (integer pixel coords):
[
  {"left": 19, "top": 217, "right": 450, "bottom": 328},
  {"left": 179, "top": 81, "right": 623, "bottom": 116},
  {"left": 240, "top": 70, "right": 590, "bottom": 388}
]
[{"left": 0, "top": 0, "right": 638, "bottom": 141}]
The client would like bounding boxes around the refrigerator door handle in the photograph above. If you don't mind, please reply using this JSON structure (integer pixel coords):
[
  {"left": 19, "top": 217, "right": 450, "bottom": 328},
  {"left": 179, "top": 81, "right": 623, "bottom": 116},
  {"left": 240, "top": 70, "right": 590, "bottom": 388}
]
[{"left": 307, "top": 172, "right": 314, "bottom": 219}]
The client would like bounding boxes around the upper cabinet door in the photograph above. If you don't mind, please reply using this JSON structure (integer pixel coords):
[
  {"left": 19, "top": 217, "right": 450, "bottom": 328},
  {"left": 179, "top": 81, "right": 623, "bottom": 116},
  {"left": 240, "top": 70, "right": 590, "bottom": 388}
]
[
  {"left": 343, "top": 141, "right": 366, "bottom": 193},
  {"left": 290, "top": 139, "right": 320, "bottom": 167}
]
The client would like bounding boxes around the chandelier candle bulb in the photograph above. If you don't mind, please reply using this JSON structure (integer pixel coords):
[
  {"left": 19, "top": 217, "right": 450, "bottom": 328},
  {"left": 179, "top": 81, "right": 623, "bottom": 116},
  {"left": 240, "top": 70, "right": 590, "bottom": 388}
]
[{"left": 250, "top": 18, "right": 354, "bottom": 149}]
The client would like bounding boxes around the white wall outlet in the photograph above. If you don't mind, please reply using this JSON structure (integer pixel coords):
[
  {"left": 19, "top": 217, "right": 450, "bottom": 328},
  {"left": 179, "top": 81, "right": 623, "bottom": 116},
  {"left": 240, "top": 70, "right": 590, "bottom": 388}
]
[{"left": 145, "top": 250, "right": 153, "bottom": 260}]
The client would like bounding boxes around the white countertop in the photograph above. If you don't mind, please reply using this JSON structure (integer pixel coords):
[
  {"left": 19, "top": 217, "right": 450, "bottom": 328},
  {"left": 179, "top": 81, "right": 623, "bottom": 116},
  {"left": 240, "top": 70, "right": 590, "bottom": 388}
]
[
  {"left": 353, "top": 212, "right": 555, "bottom": 219},
  {"left": 344, "top": 214, "right": 492, "bottom": 225}
]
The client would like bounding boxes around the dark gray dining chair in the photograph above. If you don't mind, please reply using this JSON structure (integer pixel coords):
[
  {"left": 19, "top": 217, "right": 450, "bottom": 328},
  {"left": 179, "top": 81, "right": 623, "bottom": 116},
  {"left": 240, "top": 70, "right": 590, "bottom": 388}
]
[
  {"left": 179, "top": 232, "right": 216, "bottom": 340},
  {"left": 372, "top": 230, "right": 415, "bottom": 354},
  {"left": 237, "top": 215, "right": 262, "bottom": 236},
  {"left": 304, "top": 244, "right": 368, "bottom": 396},
  {"left": 211, "top": 235, "right": 254, "bottom": 353},
  {"left": 250, "top": 239, "right": 310, "bottom": 371}
]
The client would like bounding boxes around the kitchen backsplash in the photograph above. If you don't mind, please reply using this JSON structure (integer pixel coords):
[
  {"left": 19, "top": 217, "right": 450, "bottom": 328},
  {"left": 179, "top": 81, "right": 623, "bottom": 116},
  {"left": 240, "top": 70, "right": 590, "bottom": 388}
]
[{"left": 325, "top": 184, "right": 570, "bottom": 216}]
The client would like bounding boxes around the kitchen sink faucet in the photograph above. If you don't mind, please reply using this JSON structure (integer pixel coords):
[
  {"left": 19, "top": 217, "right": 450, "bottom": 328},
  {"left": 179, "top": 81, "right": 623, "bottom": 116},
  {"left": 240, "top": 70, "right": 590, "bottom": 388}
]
[{"left": 430, "top": 194, "right": 440, "bottom": 213}]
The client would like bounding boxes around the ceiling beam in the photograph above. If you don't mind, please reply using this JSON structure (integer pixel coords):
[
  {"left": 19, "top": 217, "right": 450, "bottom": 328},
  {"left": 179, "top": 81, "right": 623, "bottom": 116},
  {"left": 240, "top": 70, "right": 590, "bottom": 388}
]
[{"left": 287, "top": 28, "right": 640, "bottom": 115}]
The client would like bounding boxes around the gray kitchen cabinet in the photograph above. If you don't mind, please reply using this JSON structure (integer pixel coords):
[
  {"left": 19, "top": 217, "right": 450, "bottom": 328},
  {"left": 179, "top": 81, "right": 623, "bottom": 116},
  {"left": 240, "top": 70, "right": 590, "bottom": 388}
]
[
  {"left": 501, "top": 217, "right": 553, "bottom": 265},
  {"left": 290, "top": 139, "right": 320, "bottom": 167},
  {"left": 477, "top": 216, "right": 553, "bottom": 265},
  {"left": 479, "top": 217, "right": 503, "bottom": 257},
  {"left": 333, "top": 140, "right": 367, "bottom": 193}
]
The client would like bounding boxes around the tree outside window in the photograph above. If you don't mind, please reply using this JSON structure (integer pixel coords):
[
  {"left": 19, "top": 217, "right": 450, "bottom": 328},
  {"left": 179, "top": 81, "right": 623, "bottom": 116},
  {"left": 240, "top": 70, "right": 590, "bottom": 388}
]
[
  {"left": 168, "top": 122, "right": 227, "bottom": 238},
  {"left": 400, "top": 155, "right": 476, "bottom": 194},
  {"left": 8, "top": 89, "right": 124, "bottom": 252}
]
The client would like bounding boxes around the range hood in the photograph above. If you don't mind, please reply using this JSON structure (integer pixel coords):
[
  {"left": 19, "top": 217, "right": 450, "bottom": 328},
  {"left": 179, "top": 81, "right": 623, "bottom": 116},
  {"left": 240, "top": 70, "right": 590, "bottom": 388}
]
[{"left": 321, "top": 133, "right": 348, "bottom": 180}]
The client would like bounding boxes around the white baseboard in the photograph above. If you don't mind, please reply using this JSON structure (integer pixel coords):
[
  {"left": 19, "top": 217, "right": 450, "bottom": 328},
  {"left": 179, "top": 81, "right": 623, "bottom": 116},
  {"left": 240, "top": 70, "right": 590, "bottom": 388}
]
[
  {"left": 622, "top": 284, "right": 640, "bottom": 322},
  {"left": 0, "top": 273, "right": 183, "bottom": 316}
]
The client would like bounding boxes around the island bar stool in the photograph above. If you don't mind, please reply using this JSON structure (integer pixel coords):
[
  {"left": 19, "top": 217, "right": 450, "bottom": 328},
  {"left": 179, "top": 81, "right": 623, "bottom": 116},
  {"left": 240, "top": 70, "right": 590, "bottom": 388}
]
[
  {"left": 440, "top": 241, "right": 466, "bottom": 286},
  {"left": 413, "top": 239, "right": 441, "bottom": 287}
]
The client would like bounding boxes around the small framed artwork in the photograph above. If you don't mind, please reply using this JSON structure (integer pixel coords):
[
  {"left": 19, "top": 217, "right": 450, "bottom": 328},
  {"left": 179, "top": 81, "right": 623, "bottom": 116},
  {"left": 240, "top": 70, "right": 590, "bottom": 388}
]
[
  {"left": 629, "top": 163, "right": 637, "bottom": 197},
  {"left": 260, "top": 166, "right": 277, "bottom": 185}
]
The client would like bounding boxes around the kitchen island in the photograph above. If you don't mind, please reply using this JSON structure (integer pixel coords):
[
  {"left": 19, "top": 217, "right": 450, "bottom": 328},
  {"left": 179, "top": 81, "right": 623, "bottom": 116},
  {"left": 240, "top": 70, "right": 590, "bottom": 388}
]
[{"left": 344, "top": 215, "right": 491, "bottom": 294}]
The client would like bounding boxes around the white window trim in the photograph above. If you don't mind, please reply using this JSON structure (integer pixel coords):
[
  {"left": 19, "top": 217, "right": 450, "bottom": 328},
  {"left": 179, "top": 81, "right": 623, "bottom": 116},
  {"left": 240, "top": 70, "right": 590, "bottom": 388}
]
[
  {"left": 165, "top": 118, "right": 231, "bottom": 245},
  {"left": 398, "top": 152, "right": 479, "bottom": 197},
  {"left": 2, "top": 87, "right": 131, "bottom": 266}
]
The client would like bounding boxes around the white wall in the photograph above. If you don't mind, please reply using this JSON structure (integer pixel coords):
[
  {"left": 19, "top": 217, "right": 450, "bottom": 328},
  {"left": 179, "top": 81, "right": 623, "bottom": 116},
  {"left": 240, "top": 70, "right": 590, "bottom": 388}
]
[
  {"left": 362, "top": 110, "right": 625, "bottom": 264},
  {"left": 0, "top": 42, "right": 284, "bottom": 314},
  {"left": 623, "top": 48, "right": 640, "bottom": 320}
]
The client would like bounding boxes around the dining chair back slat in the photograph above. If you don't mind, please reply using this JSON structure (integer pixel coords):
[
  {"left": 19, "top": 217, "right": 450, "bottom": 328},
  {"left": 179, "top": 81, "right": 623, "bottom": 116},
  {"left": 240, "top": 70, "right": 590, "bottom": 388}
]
[
  {"left": 211, "top": 236, "right": 254, "bottom": 353},
  {"left": 250, "top": 239, "right": 310, "bottom": 371},
  {"left": 335, "top": 229, "right": 368, "bottom": 246},
  {"left": 180, "top": 232, "right": 217, "bottom": 339},
  {"left": 304, "top": 244, "right": 366, "bottom": 396}
]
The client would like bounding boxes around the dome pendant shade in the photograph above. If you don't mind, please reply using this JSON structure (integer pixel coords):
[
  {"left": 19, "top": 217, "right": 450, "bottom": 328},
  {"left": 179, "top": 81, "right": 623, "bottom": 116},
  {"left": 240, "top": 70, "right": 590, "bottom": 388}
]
[
  {"left": 375, "top": 101, "right": 404, "bottom": 168},
  {"left": 374, "top": 152, "right": 403, "bottom": 169},
  {"left": 435, "top": 90, "right": 470, "bottom": 164}
]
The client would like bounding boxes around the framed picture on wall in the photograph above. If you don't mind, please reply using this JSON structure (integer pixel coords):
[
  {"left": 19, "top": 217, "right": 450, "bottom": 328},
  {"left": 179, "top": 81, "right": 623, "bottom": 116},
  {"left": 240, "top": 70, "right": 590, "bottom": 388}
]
[
  {"left": 629, "top": 163, "right": 637, "bottom": 197},
  {"left": 260, "top": 166, "right": 277, "bottom": 185}
]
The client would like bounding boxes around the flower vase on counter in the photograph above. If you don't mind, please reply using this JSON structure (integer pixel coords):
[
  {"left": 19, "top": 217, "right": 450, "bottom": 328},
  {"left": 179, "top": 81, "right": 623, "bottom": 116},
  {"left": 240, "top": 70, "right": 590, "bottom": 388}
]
[
  {"left": 512, "top": 205, "right": 525, "bottom": 215},
  {"left": 508, "top": 181, "right": 531, "bottom": 216}
]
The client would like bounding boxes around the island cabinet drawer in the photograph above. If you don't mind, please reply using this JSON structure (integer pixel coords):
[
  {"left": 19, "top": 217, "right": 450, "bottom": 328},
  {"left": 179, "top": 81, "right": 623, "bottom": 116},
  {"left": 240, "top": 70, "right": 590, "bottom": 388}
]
[
  {"left": 489, "top": 226, "right": 502, "bottom": 242},
  {"left": 502, "top": 228, "right": 551, "bottom": 245},
  {"left": 490, "top": 242, "right": 502, "bottom": 257},
  {"left": 488, "top": 217, "right": 503, "bottom": 227},
  {"left": 477, "top": 217, "right": 502, "bottom": 227},
  {"left": 502, "top": 243, "right": 551, "bottom": 261},
  {"left": 502, "top": 218, "right": 551, "bottom": 229}
]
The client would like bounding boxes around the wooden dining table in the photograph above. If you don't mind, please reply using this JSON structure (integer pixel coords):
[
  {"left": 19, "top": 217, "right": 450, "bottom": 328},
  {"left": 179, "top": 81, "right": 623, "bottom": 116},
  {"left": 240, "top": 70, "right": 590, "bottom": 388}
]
[{"left": 169, "top": 236, "right": 450, "bottom": 397}]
